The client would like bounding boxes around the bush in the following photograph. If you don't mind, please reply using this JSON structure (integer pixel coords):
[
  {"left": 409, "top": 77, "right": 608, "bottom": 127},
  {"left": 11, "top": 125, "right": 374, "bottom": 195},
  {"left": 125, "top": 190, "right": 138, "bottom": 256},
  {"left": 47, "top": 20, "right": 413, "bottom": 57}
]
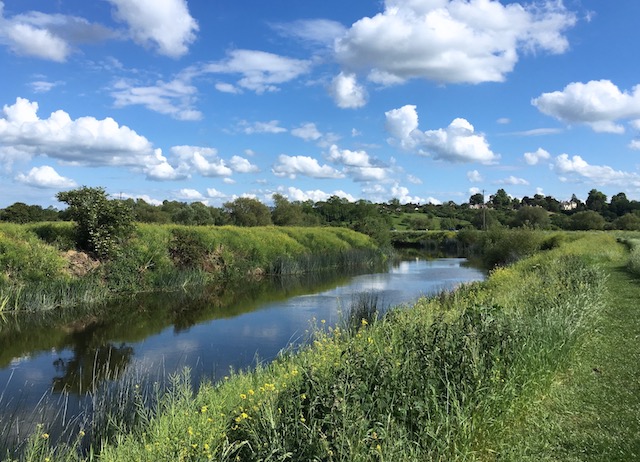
[{"left": 56, "top": 187, "right": 135, "bottom": 260}]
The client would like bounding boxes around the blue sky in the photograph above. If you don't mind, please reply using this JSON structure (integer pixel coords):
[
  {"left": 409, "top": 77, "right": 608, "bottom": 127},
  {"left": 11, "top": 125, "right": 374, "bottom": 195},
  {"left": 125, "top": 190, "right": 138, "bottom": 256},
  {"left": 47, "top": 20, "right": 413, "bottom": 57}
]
[{"left": 1, "top": 0, "right": 639, "bottom": 208}]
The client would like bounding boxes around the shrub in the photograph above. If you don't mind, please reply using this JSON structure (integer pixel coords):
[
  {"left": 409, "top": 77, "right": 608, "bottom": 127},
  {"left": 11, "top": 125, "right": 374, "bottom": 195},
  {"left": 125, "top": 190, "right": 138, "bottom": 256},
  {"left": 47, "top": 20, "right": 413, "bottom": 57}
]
[{"left": 56, "top": 187, "right": 135, "bottom": 260}]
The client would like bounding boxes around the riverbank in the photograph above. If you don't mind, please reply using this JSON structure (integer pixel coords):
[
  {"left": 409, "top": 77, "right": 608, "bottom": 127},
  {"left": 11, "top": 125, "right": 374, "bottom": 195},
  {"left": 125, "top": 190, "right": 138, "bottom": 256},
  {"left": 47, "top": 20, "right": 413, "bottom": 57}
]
[
  {"left": 9, "top": 231, "right": 636, "bottom": 460},
  {"left": 0, "top": 223, "right": 383, "bottom": 312}
]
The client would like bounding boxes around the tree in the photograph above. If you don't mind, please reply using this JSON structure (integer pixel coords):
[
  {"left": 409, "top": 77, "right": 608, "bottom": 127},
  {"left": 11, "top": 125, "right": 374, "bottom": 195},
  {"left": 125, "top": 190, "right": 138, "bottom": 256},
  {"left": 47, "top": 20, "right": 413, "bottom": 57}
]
[
  {"left": 271, "top": 194, "right": 304, "bottom": 226},
  {"left": 0, "top": 202, "right": 59, "bottom": 223},
  {"left": 490, "top": 189, "right": 511, "bottom": 210},
  {"left": 56, "top": 186, "right": 135, "bottom": 260},
  {"left": 511, "top": 206, "right": 550, "bottom": 229},
  {"left": 569, "top": 210, "right": 605, "bottom": 230},
  {"left": 469, "top": 193, "right": 484, "bottom": 207},
  {"left": 609, "top": 192, "right": 631, "bottom": 217},
  {"left": 224, "top": 197, "right": 272, "bottom": 227},
  {"left": 613, "top": 212, "right": 640, "bottom": 231},
  {"left": 586, "top": 189, "right": 607, "bottom": 213}
]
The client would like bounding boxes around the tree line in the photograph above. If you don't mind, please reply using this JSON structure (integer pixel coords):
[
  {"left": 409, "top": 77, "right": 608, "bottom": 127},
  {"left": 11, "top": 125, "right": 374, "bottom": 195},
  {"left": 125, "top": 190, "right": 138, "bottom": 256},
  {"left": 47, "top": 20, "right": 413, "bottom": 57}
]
[{"left": 2, "top": 187, "right": 640, "bottom": 240}]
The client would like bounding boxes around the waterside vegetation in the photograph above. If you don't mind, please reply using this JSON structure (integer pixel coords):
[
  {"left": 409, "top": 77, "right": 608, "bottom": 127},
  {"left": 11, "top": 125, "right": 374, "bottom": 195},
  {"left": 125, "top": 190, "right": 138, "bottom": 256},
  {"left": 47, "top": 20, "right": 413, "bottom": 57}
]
[
  {"left": 6, "top": 231, "right": 639, "bottom": 460},
  {"left": 0, "top": 221, "right": 382, "bottom": 312}
]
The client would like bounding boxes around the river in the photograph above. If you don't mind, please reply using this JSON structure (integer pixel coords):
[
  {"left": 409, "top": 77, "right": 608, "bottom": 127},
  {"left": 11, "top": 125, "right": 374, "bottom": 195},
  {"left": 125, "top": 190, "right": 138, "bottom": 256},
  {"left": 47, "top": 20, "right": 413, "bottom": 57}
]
[{"left": 0, "top": 255, "right": 484, "bottom": 449}]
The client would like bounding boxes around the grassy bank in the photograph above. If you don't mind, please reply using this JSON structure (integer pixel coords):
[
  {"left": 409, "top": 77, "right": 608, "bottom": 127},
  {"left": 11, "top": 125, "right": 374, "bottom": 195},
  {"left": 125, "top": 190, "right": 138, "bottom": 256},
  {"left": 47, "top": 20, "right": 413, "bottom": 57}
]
[
  {"left": 0, "top": 223, "right": 382, "bottom": 312},
  {"left": 8, "top": 231, "right": 633, "bottom": 461}
]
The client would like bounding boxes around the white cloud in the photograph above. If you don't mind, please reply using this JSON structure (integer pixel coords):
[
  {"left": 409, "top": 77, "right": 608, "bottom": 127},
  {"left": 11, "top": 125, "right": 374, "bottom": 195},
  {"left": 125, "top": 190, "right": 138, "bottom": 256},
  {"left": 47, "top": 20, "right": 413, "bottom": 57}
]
[
  {"left": 630, "top": 140, "right": 640, "bottom": 151},
  {"left": 30, "top": 80, "right": 62, "bottom": 93},
  {"left": 271, "top": 19, "right": 346, "bottom": 46},
  {"left": 497, "top": 175, "right": 529, "bottom": 186},
  {"left": 169, "top": 145, "right": 232, "bottom": 178},
  {"left": 111, "top": 78, "right": 201, "bottom": 121},
  {"left": 15, "top": 165, "right": 77, "bottom": 189},
  {"left": 524, "top": 147, "right": 551, "bottom": 165},
  {"left": 0, "top": 2, "right": 113, "bottom": 61},
  {"left": 532, "top": 80, "right": 640, "bottom": 133},
  {"left": 291, "top": 123, "right": 322, "bottom": 141},
  {"left": 335, "top": 0, "right": 576, "bottom": 85},
  {"left": 497, "top": 118, "right": 511, "bottom": 125},
  {"left": 390, "top": 183, "right": 433, "bottom": 204},
  {"left": 240, "top": 120, "right": 287, "bottom": 135},
  {"left": 229, "top": 155, "right": 259, "bottom": 173},
  {"left": 107, "top": 0, "right": 198, "bottom": 58},
  {"left": 215, "top": 82, "right": 241, "bottom": 94},
  {"left": 511, "top": 128, "right": 563, "bottom": 136},
  {"left": 175, "top": 188, "right": 207, "bottom": 202},
  {"left": 205, "top": 49, "right": 312, "bottom": 94},
  {"left": 206, "top": 188, "right": 228, "bottom": 199},
  {"left": 283, "top": 186, "right": 354, "bottom": 203},
  {"left": 407, "top": 174, "right": 422, "bottom": 184},
  {"left": 120, "top": 193, "right": 163, "bottom": 206},
  {"left": 385, "top": 105, "right": 498, "bottom": 164},
  {"left": 272, "top": 155, "right": 344, "bottom": 179},
  {"left": 328, "top": 144, "right": 389, "bottom": 182},
  {"left": 554, "top": 153, "right": 640, "bottom": 187},
  {"left": 631, "top": 120, "right": 640, "bottom": 131},
  {"left": 0, "top": 97, "right": 172, "bottom": 179},
  {"left": 329, "top": 72, "right": 367, "bottom": 108},
  {"left": 467, "top": 170, "right": 483, "bottom": 182}
]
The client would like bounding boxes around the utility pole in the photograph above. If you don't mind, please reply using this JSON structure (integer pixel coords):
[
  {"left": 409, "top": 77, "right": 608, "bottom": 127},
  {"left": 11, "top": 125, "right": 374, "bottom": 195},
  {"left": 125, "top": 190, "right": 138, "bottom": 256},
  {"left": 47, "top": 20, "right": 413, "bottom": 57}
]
[{"left": 482, "top": 188, "right": 486, "bottom": 231}]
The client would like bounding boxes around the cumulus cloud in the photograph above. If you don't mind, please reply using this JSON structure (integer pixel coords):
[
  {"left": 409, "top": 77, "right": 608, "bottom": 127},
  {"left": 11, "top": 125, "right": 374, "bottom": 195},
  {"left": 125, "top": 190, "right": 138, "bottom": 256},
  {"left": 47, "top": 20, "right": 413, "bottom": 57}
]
[
  {"left": 0, "top": 2, "right": 113, "bottom": 61},
  {"left": 554, "top": 153, "right": 640, "bottom": 187},
  {"left": 120, "top": 193, "right": 163, "bottom": 206},
  {"left": 390, "top": 183, "right": 435, "bottom": 204},
  {"left": 107, "top": 0, "right": 198, "bottom": 58},
  {"left": 335, "top": 0, "right": 576, "bottom": 85},
  {"left": 229, "top": 155, "right": 259, "bottom": 173},
  {"left": 111, "top": 78, "right": 202, "bottom": 120},
  {"left": 175, "top": 188, "right": 207, "bottom": 202},
  {"left": 15, "top": 165, "right": 77, "bottom": 189},
  {"left": 524, "top": 147, "right": 551, "bottom": 165},
  {"left": 169, "top": 145, "right": 232, "bottom": 177},
  {"left": 30, "top": 80, "right": 63, "bottom": 93},
  {"left": 327, "top": 144, "right": 389, "bottom": 182},
  {"left": 205, "top": 49, "right": 312, "bottom": 94},
  {"left": 330, "top": 73, "right": 367, "bottom": 108},
  {"left": 467, "top": 170, "right": 483, "bottom": 182},
  {"left": 0, "top": 97, "right": 173, "bottom": 179},
  {"left": 240, "top": 120, "right": 287, "bottom": 135},
  {"left": 532, "top": 80, "right": 640, "bottom": 133},
  {"left": 385, "top": 105, "right": 498, "bottom": 164},
  {"left": 630, "top": 140, "right": 640, "bottom": 151},
  {"left": 291, "top": 123, "right": 322, "bottom": 141},
  {"left": 497, "top": 175, "right": 529, "bottom": 186},
  {"left": 284, "top": 186, "right": 354, "bottom": 203},
  {"left": 272, "top": 155, "right": 344, "bottom": 179}
]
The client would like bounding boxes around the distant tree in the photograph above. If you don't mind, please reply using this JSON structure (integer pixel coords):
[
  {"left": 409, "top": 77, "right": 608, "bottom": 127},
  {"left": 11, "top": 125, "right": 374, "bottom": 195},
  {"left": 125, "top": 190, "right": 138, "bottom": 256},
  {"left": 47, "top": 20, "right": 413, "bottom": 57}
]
[
  {"left": 569, "top": 210, "right": 605, "bottom": 230},
  {"left": 586, "top": 189, "right": 607, "bottom": 213},
  {"left": 490, "top": 188, "right": 511, "bottom": 209},
  {"left": 609, "top": 192, "right": 631, "bottom": 217},
  {"left": 0, "top": 202, "right": 59, "bottom": 223},
  {"left": 469, "top": 193, "right": 484, "bottom": 207},
  {"left": 271, "top": 194, "right": 304, "bottom": 226},
  {"left": 56, "top": 186, "right": 135, "bottom": 260},
  {"left": 224, "top": 197, "right": 272, "bottom": 227},
  {"left": 612, "top": 212, "right": 640, "bottom": 231},
  {"left": 511, "top": 206, "right": 550, "bottom": 229}
]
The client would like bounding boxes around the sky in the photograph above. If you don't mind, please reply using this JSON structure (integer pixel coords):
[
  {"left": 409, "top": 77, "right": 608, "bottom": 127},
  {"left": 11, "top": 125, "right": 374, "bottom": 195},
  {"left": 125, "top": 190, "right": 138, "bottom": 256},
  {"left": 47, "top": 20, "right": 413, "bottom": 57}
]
[{"left": 1, "top": 0, "right": 640, "bottom": 209}]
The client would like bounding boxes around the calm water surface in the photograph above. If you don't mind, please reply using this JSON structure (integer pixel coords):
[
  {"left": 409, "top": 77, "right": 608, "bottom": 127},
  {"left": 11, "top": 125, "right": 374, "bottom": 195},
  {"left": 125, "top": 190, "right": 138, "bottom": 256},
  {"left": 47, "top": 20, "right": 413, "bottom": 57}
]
[{"left": 0, "top": 256, "right": 484, "bottom": 444}]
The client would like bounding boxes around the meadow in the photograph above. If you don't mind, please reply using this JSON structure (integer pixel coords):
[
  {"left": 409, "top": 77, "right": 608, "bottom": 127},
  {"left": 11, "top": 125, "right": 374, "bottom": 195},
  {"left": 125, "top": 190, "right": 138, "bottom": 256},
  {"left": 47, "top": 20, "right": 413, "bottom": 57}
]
[{"left": 5, "top": 230, "right": 638, "bottom": 460}]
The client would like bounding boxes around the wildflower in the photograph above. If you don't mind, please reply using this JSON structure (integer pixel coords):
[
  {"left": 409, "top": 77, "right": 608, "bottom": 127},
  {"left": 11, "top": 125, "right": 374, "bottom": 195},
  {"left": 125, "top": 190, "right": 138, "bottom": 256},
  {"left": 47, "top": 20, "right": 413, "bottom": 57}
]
[
  {"left": 42, "top": 433, "right": 49, "bottom": 439},
  {"left": 201, "top": 405, "right": 208, "bottom": 413},
  {"left": 361, "top": 318, "right": 368, "bottom": 326},
  {"left": 79, "top": 430, "right": 85, "bottom": 437},
  {"left": 188, "top": 427, "right": 194, "bottom": 436},
  {"left": 240, "top": 393, "right": 247, "bottom": 399},
  {"left": 248, "top": 389, "right": 255, "bottom": 395}
]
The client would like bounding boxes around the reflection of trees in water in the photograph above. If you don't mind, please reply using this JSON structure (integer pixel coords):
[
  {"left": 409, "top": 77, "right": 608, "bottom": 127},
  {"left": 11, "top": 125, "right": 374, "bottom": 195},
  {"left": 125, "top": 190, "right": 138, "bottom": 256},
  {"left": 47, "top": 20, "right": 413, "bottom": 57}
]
[{"left": 52, "top": 324, "right": 134, "bottom": 395}]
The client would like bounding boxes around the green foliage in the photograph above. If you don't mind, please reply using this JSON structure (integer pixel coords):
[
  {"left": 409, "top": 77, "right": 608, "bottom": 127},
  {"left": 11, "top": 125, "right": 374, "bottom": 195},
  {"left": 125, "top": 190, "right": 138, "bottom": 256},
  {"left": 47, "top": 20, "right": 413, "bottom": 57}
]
[
  {"left": 224, "top": 197, "right": 272, "bottom": 227},
  {"left": 511, "top": 205, "right": 550, "bottom": 229},
  {"left": 56, "top": 187, "right": 135, "bottom": 260},
  {"left": 476, "top": 228, "right": 545, "bottom": 268},
  {"left": 569, "top": 210, "right": 605, "bottom": 230}
]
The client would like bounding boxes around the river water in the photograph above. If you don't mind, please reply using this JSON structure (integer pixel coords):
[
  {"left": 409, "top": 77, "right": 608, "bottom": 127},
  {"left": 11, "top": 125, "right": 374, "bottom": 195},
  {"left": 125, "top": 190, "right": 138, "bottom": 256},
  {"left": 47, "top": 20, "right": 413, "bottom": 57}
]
[{"left": 0, "top": 255, "right": 484, "bottom": 447}]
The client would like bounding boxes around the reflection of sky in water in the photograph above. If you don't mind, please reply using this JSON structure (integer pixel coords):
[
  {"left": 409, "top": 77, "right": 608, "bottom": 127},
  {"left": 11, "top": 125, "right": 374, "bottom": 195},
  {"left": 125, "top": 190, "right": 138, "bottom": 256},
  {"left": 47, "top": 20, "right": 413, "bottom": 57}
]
[{"left": 0, "top": 257, "right": 484, "bottom": 440}]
